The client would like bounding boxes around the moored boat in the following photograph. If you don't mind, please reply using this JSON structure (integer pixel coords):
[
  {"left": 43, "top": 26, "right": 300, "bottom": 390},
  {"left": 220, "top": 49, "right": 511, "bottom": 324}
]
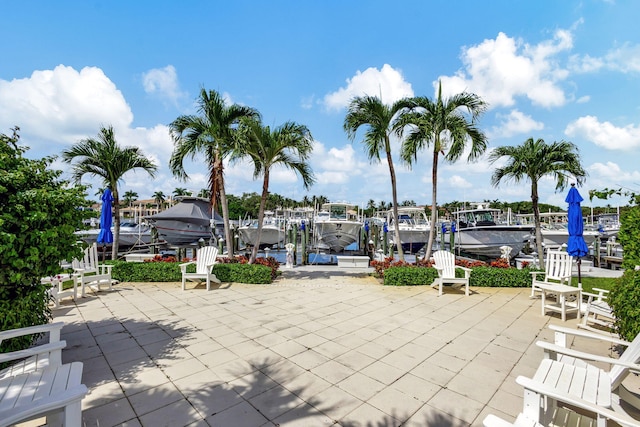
[
  {"left": 446, "top": 203, "right": 532, "bottom": 259},
  {"left": 147, "top": 197, "right": 223, "bottom": 246},
  {"left": 386, "top": 206, "right": 431, "bottom": 254},
  {"left": 76, "top": 221, "right": 153, "bottom": 248},
  {"left": 313, "top": 202, "right": 363, "bottom": 252},
  {"left": 238, "top": 211, "right": 287, "bottom": 249}
]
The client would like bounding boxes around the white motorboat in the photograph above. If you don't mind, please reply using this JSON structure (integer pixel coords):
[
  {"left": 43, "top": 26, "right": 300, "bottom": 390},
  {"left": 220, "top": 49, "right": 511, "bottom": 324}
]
[
  {"left": 446, "top": 203, "right": 532, "bottom": 259},
  {"left": 76, "top": 221, "right": 153, "bottom": 248},
  {"left": 596, "top": 213, "right": 620, "bottom": 241},
  {"left": 386, "top": 207, "right": 431, "bottom": 254},
  {"left": 517, "top": 212, "right": 600, "bottom": 248},
  {"left": 238, "top": 211, "right": 287, "bottom": 249},
  {"left": 313, "top": 203, "right": 362, "bottom": 252},
  {"left": 147, "top": 197, "right": 223, "bottom": 246}
]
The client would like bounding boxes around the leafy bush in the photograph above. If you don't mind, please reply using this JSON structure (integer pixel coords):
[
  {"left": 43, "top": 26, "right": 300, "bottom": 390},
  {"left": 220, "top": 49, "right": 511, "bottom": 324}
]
[
  {"left": 381, "top": 262, "right": 538, "bottom": 288},
  {"left": 469, "top": 266, "right": 537, "bottom": 288},
  {"left": 608, "top": 269, "right": 640, "bottom": 341},
  {"left": 1, "top": 128, "right": 88, "bottom": 355},
  {"left": 384, "top": 266, "right": 438, "bottom": 286},
  {"left": 618, "top": 205, "right": 640, "bottom": 270},
  {"left": 213, "top": 263, "right": 273, "bottom": 284}
]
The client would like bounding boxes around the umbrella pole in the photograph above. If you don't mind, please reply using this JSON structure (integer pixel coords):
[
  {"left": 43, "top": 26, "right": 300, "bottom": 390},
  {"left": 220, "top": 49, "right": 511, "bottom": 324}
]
[{"left": 577, "top": 257, "right": 582, "bottom": 289}]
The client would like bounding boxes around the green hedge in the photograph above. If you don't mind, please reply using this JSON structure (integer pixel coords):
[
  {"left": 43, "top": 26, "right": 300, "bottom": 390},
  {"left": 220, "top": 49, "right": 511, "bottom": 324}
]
[
  {"left": 384, "top": 267, "right": 438, "bottom": 286},
  {"left": 383, "top": 265, "right": 538, "bottom": 287},
  {"left": 608, "top": 269, "right": 640, "bottom": 341},
  {"left": 109, "top": 261, "right": 273, "bottom": 284}
]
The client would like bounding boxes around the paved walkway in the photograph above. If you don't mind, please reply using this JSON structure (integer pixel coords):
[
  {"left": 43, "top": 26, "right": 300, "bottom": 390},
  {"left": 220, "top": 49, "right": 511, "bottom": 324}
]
[{"left": 43, "top": 266, "right": 621, "bottom": 427}]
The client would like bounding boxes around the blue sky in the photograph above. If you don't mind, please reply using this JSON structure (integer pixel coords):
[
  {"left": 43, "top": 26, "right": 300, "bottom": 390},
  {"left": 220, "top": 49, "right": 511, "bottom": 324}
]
[{"left": 1, "top": 0, "right": 639, "bottom": 209}]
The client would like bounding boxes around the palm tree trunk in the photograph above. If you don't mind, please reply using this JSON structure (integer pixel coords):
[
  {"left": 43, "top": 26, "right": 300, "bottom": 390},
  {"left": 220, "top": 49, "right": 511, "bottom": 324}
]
[
  {"left": 531, "top": 181, "right": 544, "bottom": 266},
  {"left": 250, "top": 171, "right": 270, "bottom": 264},
  {"left": 218, "top": 171, "right": 233, "bottom": 257},
  {"left": 386, "top": 143, "right": 404, "bottom": 261},
  {"left": 112, "top": 189, "right": 120, "bottom": 261},
  {"left": 425, "top": 150, "right": 439, "bottom": 261}
]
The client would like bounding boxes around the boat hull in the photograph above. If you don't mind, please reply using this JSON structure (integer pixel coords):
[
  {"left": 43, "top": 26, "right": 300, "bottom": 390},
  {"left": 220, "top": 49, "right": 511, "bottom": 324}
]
[
  {"left": 447, "top": 225, "right": 532, "bottom": 259},
  {"left": 394, "top": 228, "right": 430, "bottom": 254},
  {"left": 541, "top": 229, "right": 600, "bottom": 248},
  {"left": 153, "top": 220, "right": 214, "bottom": 246},
  {"left": 76, "top": 226, "right": 153, "bottom": 248},
  {"left": 315, "top": 221, "right": 362, "bottom": 252},
  {"left": 238, "top": 225, "right": 286, "bottom": 248}
]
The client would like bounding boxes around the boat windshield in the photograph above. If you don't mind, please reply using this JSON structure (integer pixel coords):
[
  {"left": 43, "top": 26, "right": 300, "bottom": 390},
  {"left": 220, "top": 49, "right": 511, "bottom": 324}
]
[{"left": 330, "top": 205, "right": 347, "bottom": 220}]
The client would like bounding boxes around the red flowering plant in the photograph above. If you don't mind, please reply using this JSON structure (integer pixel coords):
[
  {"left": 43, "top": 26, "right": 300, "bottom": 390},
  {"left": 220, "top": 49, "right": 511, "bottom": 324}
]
[{"left": 145, "top": 254, "right": 179, "bottom": 263}]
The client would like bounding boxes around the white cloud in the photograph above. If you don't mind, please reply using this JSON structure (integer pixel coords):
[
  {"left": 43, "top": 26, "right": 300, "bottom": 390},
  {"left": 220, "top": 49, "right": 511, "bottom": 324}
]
[
  {"left": 323, "top": 64, "right": 414, "bottom": 111},
  {"left": 438, "top": 30, "right": 572, "bottom": 108},
  {"left": 447, "top": 175, "right": 473, "bottom": 189},
  {"left": 576, "top": 95, "right": 590, "bottom": 104},
  {"left": 0, "top": 65, "right": 133, "bottom": 144},
  {"left": 588, "top": 161, "right": 640, "bottom": 182},
  {"left": 490, "top": 109, "right": 544, "bottom": 138},
  {"left": 570, "top": 43, "right": 640, "bottom": 74},
  {"left": 565, "top": 115, "right": 640, "bottom": 150},
  {"left": 141, "top": 65, "right": 186, "bottom": 105}
]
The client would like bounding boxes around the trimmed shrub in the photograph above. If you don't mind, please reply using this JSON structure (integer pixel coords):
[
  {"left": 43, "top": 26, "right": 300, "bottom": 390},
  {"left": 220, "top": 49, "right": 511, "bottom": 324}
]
[
  {"left": 213, "top": 263, "right": 272, "bottom": 284},
  {"left": 470, "top": 266, "right": 538, "bottom": 288},
  {"left": 384, "top": 266, "right": 438, "bottom": 286},
  {"left": 608, "top": 269, "right": 640, "bottom": 341}
]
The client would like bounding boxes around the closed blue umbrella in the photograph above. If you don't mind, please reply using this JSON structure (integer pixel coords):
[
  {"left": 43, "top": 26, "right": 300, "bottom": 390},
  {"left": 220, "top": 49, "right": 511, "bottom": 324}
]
[
  {"left": 97, "top": 189, "right": 114, "bottom": 246},
  {"left": 565, "top": 184, "right": 588, "bottom": 286}
]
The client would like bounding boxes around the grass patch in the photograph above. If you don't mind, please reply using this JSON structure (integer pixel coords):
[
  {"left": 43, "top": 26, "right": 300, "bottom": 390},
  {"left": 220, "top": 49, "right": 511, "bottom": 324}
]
[{"left": 574, "top": 276, "right": 618, "bottom": 294}]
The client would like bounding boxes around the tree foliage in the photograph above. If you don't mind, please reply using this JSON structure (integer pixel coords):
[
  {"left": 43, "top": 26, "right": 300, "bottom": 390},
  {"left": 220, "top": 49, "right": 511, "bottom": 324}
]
[{"left": 1, "top": 128, "right": 89, "bottom": 353}]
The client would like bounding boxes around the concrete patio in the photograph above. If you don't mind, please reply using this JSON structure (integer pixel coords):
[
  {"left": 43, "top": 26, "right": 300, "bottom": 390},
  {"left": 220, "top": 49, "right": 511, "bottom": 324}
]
[{"left": 37, "top": 266, "right": 624, "bottom": 426}]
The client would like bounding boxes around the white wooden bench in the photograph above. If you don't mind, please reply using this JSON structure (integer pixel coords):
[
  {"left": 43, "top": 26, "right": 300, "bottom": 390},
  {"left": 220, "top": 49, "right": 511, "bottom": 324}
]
[
  {"left": 336, "top": 255, "right": 370, "bottom": 268},
  {"left": 124, "top": 253, "right": 156, "bottom": 262}
]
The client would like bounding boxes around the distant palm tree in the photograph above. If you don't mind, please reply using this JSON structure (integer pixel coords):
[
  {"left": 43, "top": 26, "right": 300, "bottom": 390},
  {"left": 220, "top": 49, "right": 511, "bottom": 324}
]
[
  {"left": 489, "top": 137, "right": 587, "bottom": 265},
  {"left": 169, "top": 88, "right": 260, "bottom": 256},
  {"left": 235, "top": 119, "right": 315, "bottom": 263},
  {"left": 198, "top": 188, "right": 211, "bottom": 199},
  {"left": 172, "top": 187, "right": 189, "bottom": 198},
  {"left": 344, "top": 95, "right": 413, "bottom": 261},
  {"left": 123, "top": 190, "right": 138, "bottom": 207},
  {"left": 398, "top": 81, "right": 488, "bottom": 260},
  {"left": 153, "top": 191, "right": 166, "bottom": 209},
  {"left": 62, "top": 125, "right": 157, "bottom": 259}
]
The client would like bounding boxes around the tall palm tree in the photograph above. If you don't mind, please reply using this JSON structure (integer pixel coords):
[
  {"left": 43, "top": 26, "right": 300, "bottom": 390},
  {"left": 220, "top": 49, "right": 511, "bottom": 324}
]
[
  {"left": 169, "top": 88, "right": 260, "bottom": 256},
  {"left": 62, "top": 125, "right": 157, "bottom": 259},
  {"left": 172, "top": 187, "right": 189, "bottom": 197},
  {"left": 489, "top": 138, "right": 587, "bottom": 265},
  {"left": 235, "top": 119, "right": 315, "bottom": 263},
  {"left": 398, "top": 81, "right": 488, "bottom": 260},
  {"left": 344, "top": 95, "right": 413, "bottom": 261}
]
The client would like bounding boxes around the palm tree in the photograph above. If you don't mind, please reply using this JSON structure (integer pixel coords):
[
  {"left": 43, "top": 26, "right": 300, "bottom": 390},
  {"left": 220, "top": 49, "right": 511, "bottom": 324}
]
[
  {"left": 344, "top": 95, "right": 413, "bottom": 261},
  {"left": 152, "top": 191, "right": 166, "bottom": 210},
  {"left": 235, "top": 119, "right": 315, "bottom": 263},
  {"left": 398, "top": 81, "right": 488, "bottom": 260},
  {"left": 197, "top": 188, "right": 211, "bottom": 199},
  {"left": 169, "top": 88, "right": 260, "bottom": 256},
  {"left": 62, "top": 125, "right": 157, "bottom": 259},
  {"left": 172, "top": 187, "right": 189, "bottom": 198},
  {"left": 489, "top": 138, "right": 587, "bottom": 265},
  {"left": 123, "top": 190, "right": 138, "bottom": 207}
]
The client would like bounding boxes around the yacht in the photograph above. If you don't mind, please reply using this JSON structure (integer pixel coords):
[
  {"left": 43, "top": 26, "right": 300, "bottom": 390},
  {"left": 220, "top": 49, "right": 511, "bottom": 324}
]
[
  {"left": 445, "top": 203, "right": 532, "bottom": 259},
  {"left": 76, "top": 221, "right": 153, "bottom": 248},
  {"left": 237, "top": 211, "right": 287, "bottom": 249},
  {"left": 386, "top": 207, "right": 431, "bottom": 254},
  {"left": 517, "top": 212, "right": 600, "bottom": 248},
  {"left": 147, "top": 197, "right": 223, "bottom": 246},
  {"left": 313, "top": 203, "right": 363, "bottom": 252}
]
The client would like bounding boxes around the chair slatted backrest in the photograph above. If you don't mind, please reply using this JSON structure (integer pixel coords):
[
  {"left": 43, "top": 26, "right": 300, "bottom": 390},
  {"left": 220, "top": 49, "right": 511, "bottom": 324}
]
[
  {"left": 72, "top": 243, "right": 99, "bottom": 273},
  {"left": 196, "top": 246, "right": 218, "bottom": 274},
  {"left": 433, "top": 250, "right": 456, "bottom": 278},
  {"left": 545, "top": 250, "right": 573, "bottom": 285}
]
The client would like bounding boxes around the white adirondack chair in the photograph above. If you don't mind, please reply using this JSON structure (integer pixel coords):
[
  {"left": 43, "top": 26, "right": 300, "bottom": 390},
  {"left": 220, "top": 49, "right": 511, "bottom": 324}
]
[
  {"left": 0, "top": 322, "right": 87, "bottom": 427},
  {"left": 0, "top": 322, "right": 66, "bottom": 379},
  {"left": 530, "top": 250, "right": 573, "bottom": 298},
  {"left": 41, "top": 275, "right": 76, "bottom": 308},
  {"left": 72, "top": 242, "right": 115, "bottom": 297},
  {"left": 483, "top": 375, "right": 640, "bottom": 427},
  {"left": 431, "top": 250, "right": 471, "bottom": 296},
  {"left": 532, "top": 325, "right": 640, "bottom": 422},
  {"left": 179, "top": 246, "right": 221, "bottom": 291},
  {"left": 580, "top": 288, "right": 615, "bottom": 331}
]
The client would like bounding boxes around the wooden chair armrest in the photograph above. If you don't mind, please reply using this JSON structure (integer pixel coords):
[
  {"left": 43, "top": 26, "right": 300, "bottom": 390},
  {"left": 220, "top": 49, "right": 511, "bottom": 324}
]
[
  {"left": 0, "top": 340, "right": 66, "bottom": 364},
  {"left": 179, "top": 261, "right": 196, "bottom": 272},
  {"left": 537, "top": 341, "right": 640, "bottom": 371},
  {"left": 516, "top": 376, "right": 640, "bottom": 427},
  {"left": 548, "top": 324, "right": 628, "bottom": 346},
  {"left": 0, "top": 322, "right": 64, "bottom": 342}
]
